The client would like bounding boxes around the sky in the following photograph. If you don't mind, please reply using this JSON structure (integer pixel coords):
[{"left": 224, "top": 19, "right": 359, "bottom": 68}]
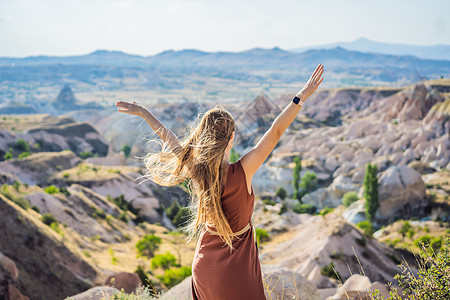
[{"left": 0, "top": 0, "right": 448, "bottom": 57}]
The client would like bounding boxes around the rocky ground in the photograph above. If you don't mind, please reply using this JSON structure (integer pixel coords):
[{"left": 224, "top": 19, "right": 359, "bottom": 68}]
[{"left": 0, "top": 79, "right": 448, "bottom": 299}]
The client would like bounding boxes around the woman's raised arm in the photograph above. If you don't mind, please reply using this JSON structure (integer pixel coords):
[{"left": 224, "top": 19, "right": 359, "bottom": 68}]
[
  {"left": 240, "top": 64, "right": 324, "bottom": 182},
  {"left": 115, "top": 100, "right": 181, "bottom": 152}
]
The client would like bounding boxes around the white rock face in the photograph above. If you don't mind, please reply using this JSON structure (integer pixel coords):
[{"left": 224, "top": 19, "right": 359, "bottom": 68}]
[
  {"left": 342, "top": 200, "right": 366, "bottom": 224},
  {"left": 67, "top": 286, "right": 120, "bottom": 300},
  {"left": 377, "top": 165, "right": 427, "bottom": 220},
  {"left": 327, "top": 274, "right": 381, "bottom": 300}
]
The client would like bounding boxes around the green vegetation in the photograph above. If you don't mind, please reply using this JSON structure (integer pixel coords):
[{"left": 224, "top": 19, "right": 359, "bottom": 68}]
[
  {"left": 18, "top": 151, "right": 30, "bottom": 159},
  {"left": 109, "top": 247, "right": 119, "bottom": 265},
  {"left": 92, "top": 208, "right": 107, "bottom": 219},
  {"left": 118, "top": 211, "right": 128, "bottom": 223},
  {"left": 80, "top": 151, "right": 93, "bottom": 159},
  {"left": 370, "top": 237, "right": 450, "bottom": 300},
  {"left": 151, "top": 252, "right": 178, "bottom": 270},
  {"left": 355, "top": 237, "right": 367, "bottom": 247},
  {"left": 357, "top": 220, "right": 374, "bottom": 237},
  {"left": 300, "top": 171, "right": 317, "bottom": 194},
  {"left": 15, "top": 139, "right": 29, "bottom": 152},
  {"left": 342, "top": 191, "right": 359, "bottom": 207},
  {"left": 319, "top": 206, "right": 334, "bottom": 216},
  {"left": 157, "top": 266, "right": 192, "bottom": 288},
  {"left": 136, "top": 234, "right": 162, "bottom": 259},
  {"left": 255, "top": 228, "right": 270, "bottom": 245},
  {"left": 293, "top": 202, "right": 317, "bottom": 215},
  {"left": 165, "top": 201, "right": 190, "bottom": 228},
  {"left": 3, "top": 151, "right": 12, "bottom": 160},
  {"left": 135, "top": 265, "right": 155, "bottom": 290},
  {"left": 278, "top": 203, "right": 287, "bottom": 215},
  {"left": 275, "top": 187, "right": 287, "bottom": 200},
  {"left": 44, "top": 185, "right": 60, "bottom": 194},
  {"left": 31, "top": 205, "right": 40, "bottom": 213},
  {"left": 41, "top": 213, "right": 58, "bottom": 226},
  {"left": 121, "top": 144, "right": 131, "bottom": 158},
  {"left": 292, "top": 157, "right": 302, "bottom": 199},
  {"left": 399, "top": 221, "right": 415, "bottom": 239},
  {"left": 363, "top": 163, "right": 379, "bottom": 222},
  {"left": 229, "top": 148, "right": 240, "bottom": 163},
  {"left": 0, "top": 184, "right": 29, "bottom": 210},
  {"left": 12, "top": 180, "right": 20, "bottom": 192},
  {"left": 321, "top": 262, "right": 340, "bottom": 280}
]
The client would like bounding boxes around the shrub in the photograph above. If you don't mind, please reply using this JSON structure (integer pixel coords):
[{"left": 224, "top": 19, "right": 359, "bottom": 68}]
[
  {"left": 399, "top": 221, "right": 412, "bottom": 238},
  {"left": 15, "top": 139, "right": 29, "bottom": 152},
  {"left": 278, "top": 203, "right": 287, "bottom": 215},
  {"left": 50, "top": 222, "right": 63, "bottom": 235},
  {"left": 121, "top": 144, "right": 131, "bottom": 158},
  {"left": 319, "top": 206, "right": 334, "bottom": 216},
  {"left": 135, "top": 265, "right": 155, "bottom": 290},
  {"left": 255, "top": 228, "right": 270, "bottom": 245},
  {"left": 31, "top": 205, "right": 40, "bottom": 213},
  {"left": 300, "top": 172, "right": 317, "bottom": 193},
  {"left": 165, "top": 201, "right": 180, "bottom": 221},
  {"left": 293, "top": 203, "right": 317, "bottom": 215},
  {"left": 370, "top": 237, "right": 450, "bottom": 300},
  {"left": 12, "top": 180, "right": 20, "bottom": 191},
  {"left": 357, "top": 220, "right": 374, "bottom": 237},
  {"left": 63, "top": 173, "right": 70, "bottom": 179},
  {"left": 59, "top": 187, "right": 71, "bottom": 196},
  {"left": 158, "top": 266, "right": 192, "bottom": 288},
  {"left": 118, "top": 211, "right": 128, "bottom": 223},
  {"left": 262, "top": 198, "right": 276, "bottom": 206},
  {"left": 229, "top": 148, "right": 240, "bottom": 163},
  {"left": 321, "top": 262, "right": 340, "bottom": 280},
  {"left": 93, "top": 208, "right": 106, "bottom": 219},
  {"left": 136, "top": 234, "right": 162, "bottom": 259},
  {"left": 41, "top": 213, "right": 58, "bottom": 226},
  {"left": 44, "top": 185, "right": 60, "bottom": 194},
  {"left": 342, "top": 191, "right": 359, "bottom": 207},
  {"left": 3, "top": 152, "right": 13, "bottom": 160},
  {"left": 414, "top": 235, "right": 431, "bottom": 248},
  {"left": 276, "top": 187, "right": 287, "bottom": 200},
  {"left": 151, "top": 252, "right": 178, "bottom": 270},
  {"left": 80, "top": 151, "right": 93, "bottom": 159},
  {"left": 18, "top": 151, "right": 30, "bottom": 159}
]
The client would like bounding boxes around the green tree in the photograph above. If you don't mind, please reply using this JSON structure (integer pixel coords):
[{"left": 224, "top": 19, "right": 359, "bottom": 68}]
[
  {"left": 300, "top": 172, "right": 317, "bottom": 194},
  {"left": 229, "top": 148, "right": 240, "bottom": 163},
  {"left": 121, "top": 144, "right": 131, "bottom": 158},
  {"left": 15, "top": 139, "right": 29, "bottom": 152},
  {"left": 292, "top": 157, "right": 302, "bottom": 199},
  {"left": 363, "top": 163, "right": 379, "bottom": 223},
  {"left": 136, "top": 234, "right": 162, "bottom": 259},
  {"left": 151, "top": 252, "right": 178, "bottom": 270},
  {"left": 172, "top": 207, "right": 190, "bottom": 228},
  {"left": 275, "top": 187, "right": 287, "bottom": 200}
]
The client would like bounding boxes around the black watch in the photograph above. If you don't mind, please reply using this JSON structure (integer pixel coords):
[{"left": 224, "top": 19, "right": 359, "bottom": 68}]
[{"left": 292, "top": 96, "right": 304, "bottom": 106}]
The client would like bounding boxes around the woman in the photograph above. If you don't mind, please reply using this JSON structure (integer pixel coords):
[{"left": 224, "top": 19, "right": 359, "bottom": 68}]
[{"left": 115, "top": 64, "right": 324, "bottom": 299}]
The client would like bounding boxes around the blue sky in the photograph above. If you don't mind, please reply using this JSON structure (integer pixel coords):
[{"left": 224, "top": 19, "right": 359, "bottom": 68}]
[{"left": 0, "top": 0, "right": 448, "bottom": 57}]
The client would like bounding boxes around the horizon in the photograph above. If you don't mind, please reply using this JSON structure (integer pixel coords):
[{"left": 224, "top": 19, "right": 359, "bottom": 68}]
[{"left": 1, "top": 0, "right": 448, "bottom": 57}]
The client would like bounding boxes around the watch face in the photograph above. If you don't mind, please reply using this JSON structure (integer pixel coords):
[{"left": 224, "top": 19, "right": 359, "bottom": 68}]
[{"left": 293, "top": 96, "right": 300, "bottom": 104}]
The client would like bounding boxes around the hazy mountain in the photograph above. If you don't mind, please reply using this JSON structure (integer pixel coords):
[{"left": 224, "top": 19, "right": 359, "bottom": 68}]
[{"left": 289, "top": 37, "right": 450, "bottom": 60}]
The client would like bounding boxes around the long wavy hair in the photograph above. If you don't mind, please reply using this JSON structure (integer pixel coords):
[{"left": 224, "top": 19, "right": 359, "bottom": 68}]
[{"left": 143, "top": 106, "right": 236, "bottom": 251}]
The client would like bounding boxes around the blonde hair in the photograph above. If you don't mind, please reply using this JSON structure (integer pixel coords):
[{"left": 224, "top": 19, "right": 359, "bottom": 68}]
[{"left": 143, "top": 106, "right": 236, "bottom": 251}]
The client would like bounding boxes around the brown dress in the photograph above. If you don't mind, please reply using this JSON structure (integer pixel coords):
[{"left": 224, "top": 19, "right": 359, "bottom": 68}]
[{"left": 191, "top": 160, "right": 266, "bottom": 300}]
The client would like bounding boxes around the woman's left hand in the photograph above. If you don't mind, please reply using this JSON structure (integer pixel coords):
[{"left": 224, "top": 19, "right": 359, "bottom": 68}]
[{"left": 115, "top": 100, "right": 146, "bottom": 117}]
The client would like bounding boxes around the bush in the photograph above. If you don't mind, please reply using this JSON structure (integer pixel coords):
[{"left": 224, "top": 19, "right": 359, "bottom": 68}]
[
  {"left": 172, "top": 207, "right": 190, "bottom": 228},
  {"left": 41, "top": 213, "right": 58, "bottom": 226},
  {"left": 31, "top": 205, "right": 40, "bottom": 213},
  {"left": 3, "top": 152, "right": 12, "bottom": 160},
  {"left": 278, "top": 203, "right": 287, "bottom": 215},
  {"left": 293, "top": 203, "right": 317, "bottom": 215},
  {"left": 59, "top": 187, "right": 71, "bottom": 196},
  {"left": 321, "top": 262, "right": 340, "bottom": 280},
  {"left": 300, "top": 171, "right": 318, "bottom": 194},
  {"left": 165, "top": 201, "right": 180, "bottom": 221},
  {"left": 276, "top": 187, "right": 287, "bottom": 200},
  {"left": 80, "top": 151, "right": 93, "bottom": 159},
  {"left": 118, "top": 211, "right": 128, "bottom": 223},
  {"left": 157, "top": 266, "right": 192, "bottom": 288},
  {"left": 229, "top": 148, "right": 240, "bottom": 163},
  {"left": 121, "top": 144, "right": 131, "bottom": 158},
  {"left": 151, "top": 252, "right": 178, "bottom": 270},
  {"left": 44, "top": 185, "right": 60, "bottom": 194},
  {"left": 15, "top": 139, "right": 29, "bottom": 152},
  {"left": 357, "top": 220, "right": 374, "bottom": 237},
  {"left": 342, "top": 191, "right": 359, "bottom": 207},
  {"left": 136, "top": 234, "right": 162, "bottom": 259},
  {"left": 18, "top": 151, "right": 30, "bottom": 159},
  {"left": 93, "top": 208, "right": 106, "bottom": 219},
  {"left": 370, "top": 237, "right": 450, "bottom": 300},
  {"left": 135, "top": 265, "right": 155, "bottom": 290},
  {"left": 12, "top": 180, "right": 20, "bottom": 192},
  {"left": 319, "top": 206, "right": 334, "bottom": 216},
  {"left": 255, "top": 228, "right": 270, "bottom": 245}
]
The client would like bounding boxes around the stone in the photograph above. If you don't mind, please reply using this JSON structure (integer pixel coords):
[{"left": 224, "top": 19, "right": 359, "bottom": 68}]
[
  {"left": 67, "top": 286, "right": 120, "bottom": 300},
  {"left": 105, "top": 272, "right": 141, "bottom": 294},
  {"left": 342, "top": 200, "right": 366, "bottom": 224},
  {"left": 0, "top": 251, "right": 19, "bottom": 279},
  {"left": 327, "top": 274, "right": 371, "bottom": 300}
]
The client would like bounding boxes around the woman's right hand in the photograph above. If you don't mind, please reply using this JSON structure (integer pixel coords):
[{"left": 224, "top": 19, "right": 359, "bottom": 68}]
[
  {"left": 115, "top": 100, "right": 147, "bottom": 117},
  {"left": 296, "top": 64, "right": 324, "bottom": 100}
]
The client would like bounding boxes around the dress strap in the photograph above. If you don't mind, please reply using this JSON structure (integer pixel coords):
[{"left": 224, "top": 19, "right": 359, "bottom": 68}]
[{"left": 206, "top": 221, "right": 252, "bottom": 237}]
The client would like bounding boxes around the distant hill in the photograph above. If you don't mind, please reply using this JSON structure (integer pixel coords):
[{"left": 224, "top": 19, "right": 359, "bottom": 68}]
[{"left": 289, "top": 37, "right": 450, "bottom": 61}]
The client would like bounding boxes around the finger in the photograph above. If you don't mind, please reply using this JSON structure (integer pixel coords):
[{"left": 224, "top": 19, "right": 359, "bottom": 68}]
[
  {"left": 313, "top": 68, "right": 324, "bottom": 82},
  {"left": 310, "top": 64, "right": 323, "bottom": 80},
  {"left": 117, "top": 108, "right": 128, "bottom": 112},
  {"left": 316, "top": 77, "right": 324, "bottom": 86}
]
